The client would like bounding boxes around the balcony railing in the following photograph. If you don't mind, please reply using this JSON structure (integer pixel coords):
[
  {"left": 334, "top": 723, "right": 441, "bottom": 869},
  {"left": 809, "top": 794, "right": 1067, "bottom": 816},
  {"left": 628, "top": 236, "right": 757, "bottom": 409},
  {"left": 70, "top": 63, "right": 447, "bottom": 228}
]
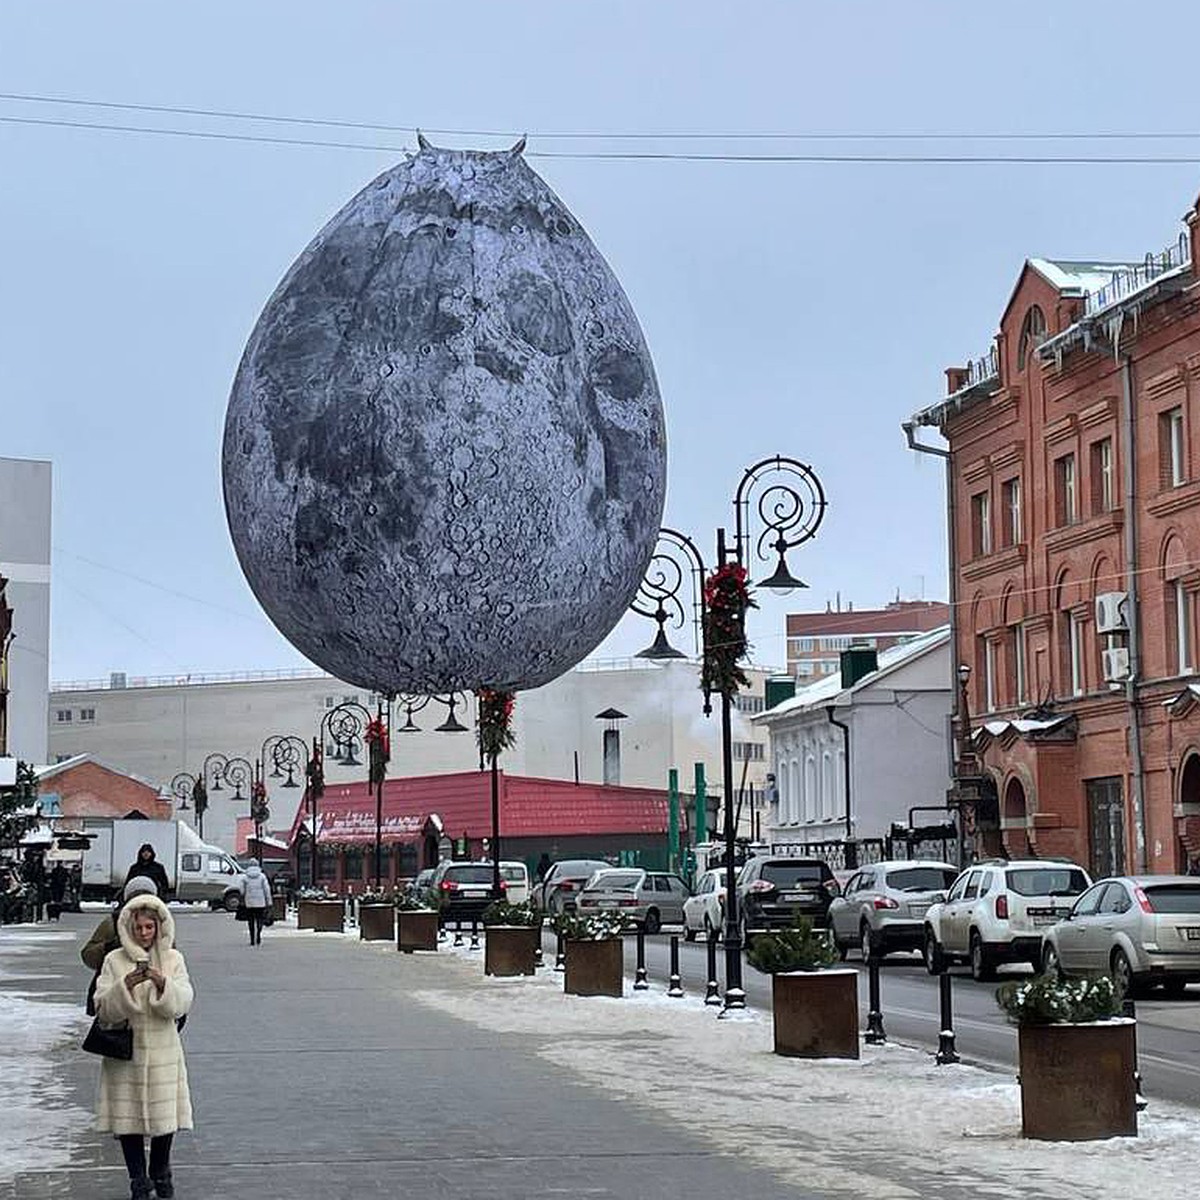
[
  {"left": 961, "top": 344, "right": 1000, "bottom": 390},
  {"left": 1084, "top": 233, "right": 1191, "bottom": 317}
]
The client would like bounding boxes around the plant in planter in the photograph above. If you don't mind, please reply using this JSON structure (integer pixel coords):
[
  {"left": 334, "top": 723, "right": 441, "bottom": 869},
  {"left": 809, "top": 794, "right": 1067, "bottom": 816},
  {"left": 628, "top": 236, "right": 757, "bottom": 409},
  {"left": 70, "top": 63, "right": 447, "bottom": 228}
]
[
  {"left": 553, "top": 910, "right": 625, "bottom": 997},
  {"left": 356, "top": 890, "right": 396, "bottom": 941},
  {"left": 396, "top": 890, "right": 440, "bottom": 953},
  {"left": 481, "top": 900, "right": 541, "bottom": 976},
  {"left": 996, "top": 974, "right": 1135, "bottom": 1141},
  {"left": 295, "top": 887, "right": 344, "bottom": 931},
  {"left": 747, "top": 916, "right": 858, "bottom": 1059}
]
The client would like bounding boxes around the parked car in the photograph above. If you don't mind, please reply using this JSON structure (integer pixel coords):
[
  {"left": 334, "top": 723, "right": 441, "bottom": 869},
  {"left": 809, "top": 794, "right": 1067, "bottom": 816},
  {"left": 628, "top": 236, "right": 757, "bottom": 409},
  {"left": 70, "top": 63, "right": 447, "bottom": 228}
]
[
  {"left": 1041, "top": 875, "right": 1200, "bottom": 996},
  {"left": 736, "top": 857, "right": 839, "bottom": 942},
  {"left": 532, "top": 859, "right": 610, "bottom": 916},
  {"left": 682, "top": 867, "right": 728, "bottom": 941},
  {"left": 430, "top": 860, "right": 529, "bottom": 922},
  {"left": 407, "top": 867, "right": 437, "bottom": 904},
  {"left": 576, "top": 868, "right": 691, "bottom": 934},
  {"left": 828, "top": 860, "right": 958, "bottom": 959},
  {"left": 923, "top": 858, "right": 1091, "bottom": 981}
]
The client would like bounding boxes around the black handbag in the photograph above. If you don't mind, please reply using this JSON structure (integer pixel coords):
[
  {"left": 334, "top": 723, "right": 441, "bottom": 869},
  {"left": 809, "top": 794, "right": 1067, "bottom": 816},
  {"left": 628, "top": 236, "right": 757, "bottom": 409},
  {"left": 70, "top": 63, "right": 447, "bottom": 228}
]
[
  {"left": 82, "top": 1017, "right": 133, "bottom": 1060},
  {"left": 235, "top": 906, "right": 249, "bottom": 921}
]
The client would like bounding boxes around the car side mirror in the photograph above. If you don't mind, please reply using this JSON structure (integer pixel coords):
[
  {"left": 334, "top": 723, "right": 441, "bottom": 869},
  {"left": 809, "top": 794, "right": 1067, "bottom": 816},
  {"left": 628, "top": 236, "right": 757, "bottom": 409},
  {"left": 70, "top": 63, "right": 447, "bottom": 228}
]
[{"left": 929, "top": 892, "right": 947, "bottom": 904}]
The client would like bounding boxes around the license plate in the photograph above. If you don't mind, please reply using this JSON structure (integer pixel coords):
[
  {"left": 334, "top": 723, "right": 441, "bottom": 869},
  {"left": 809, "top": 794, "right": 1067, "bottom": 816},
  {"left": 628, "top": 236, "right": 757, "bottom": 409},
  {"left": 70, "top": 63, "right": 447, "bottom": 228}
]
[
  {"left": 1031, "top": 913, "right": 1057, "bottom": 927},
  {"left": 463, "top": 889, "right": 488, "bottom": 897},
  {"left": 598, "top": 900, "right": 617, "bottom": 908},
  {"left": 781, "top": 891, "right": 812, "bottom": 902},
  {"left": 1185, "top": 928, "right": 1200, "bottom": 941},
  {"left": 909, "top": 904, "right": 929, "bottom": 917}
]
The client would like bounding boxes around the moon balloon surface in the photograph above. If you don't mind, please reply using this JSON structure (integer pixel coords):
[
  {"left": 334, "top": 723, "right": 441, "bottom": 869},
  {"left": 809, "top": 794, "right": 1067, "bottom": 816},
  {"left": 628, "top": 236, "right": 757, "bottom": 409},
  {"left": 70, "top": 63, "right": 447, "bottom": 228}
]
[{"left": 223, "top": 144, "right": 667, "bottom": 694}]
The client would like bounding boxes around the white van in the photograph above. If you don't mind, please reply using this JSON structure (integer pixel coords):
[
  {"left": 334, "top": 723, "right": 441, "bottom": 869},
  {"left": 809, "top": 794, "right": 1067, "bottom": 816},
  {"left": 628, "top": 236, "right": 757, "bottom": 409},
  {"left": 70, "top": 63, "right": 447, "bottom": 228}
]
[{"left": 177, "top": 846, "right": 246, "bottom": 910}]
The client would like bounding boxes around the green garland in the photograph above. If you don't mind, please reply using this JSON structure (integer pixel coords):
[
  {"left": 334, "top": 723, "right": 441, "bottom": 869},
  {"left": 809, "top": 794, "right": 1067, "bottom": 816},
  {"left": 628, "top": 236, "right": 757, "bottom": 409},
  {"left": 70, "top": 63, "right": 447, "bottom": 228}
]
[{"left": 477, "top": 688, "right": 517, "bottom": 761}]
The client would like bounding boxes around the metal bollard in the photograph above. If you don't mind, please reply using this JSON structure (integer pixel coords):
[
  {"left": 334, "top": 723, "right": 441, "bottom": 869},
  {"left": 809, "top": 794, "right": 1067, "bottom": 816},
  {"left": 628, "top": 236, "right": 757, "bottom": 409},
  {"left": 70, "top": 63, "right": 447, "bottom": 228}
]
[
  {"left": 554, "top": 929, "right": 565, "bottom": 972},
  {"left": 469, "top": 919, "right": 480, "bottom": 950},
  {"left": 534, "top": 939, "right": 544, "bottom": 969},
  {"left": 935, "top": 971, "right": 960, "bottom": 1065},
  {"left": 634, "top": 929, "right": 649, "bottom": 990},
  {"left": 1122, "top": 995, "right": 1146, "bottom": 1107},
  {"left": 704, "top": 932, "right": 721, "bottom": 1005},
  {"left": 865, "top": 957, "right": 886, "bottom": 1044},
  {"left": 667, "top": 935, "right": 684, "bottom": 997},
  {"left": 453, "top": 923, "right": 464, "bottom": 947}
]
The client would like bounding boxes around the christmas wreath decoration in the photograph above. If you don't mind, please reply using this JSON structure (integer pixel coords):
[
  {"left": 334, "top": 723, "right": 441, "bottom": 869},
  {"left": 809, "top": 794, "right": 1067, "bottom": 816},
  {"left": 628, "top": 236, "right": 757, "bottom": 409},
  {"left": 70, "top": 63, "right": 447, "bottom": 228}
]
[
  {"left": 364, "top": 716, "right": 390, "bottom": 785},
  {"left": 477, "top": 688, "right": 517, "bottom": 762},
  {"left": 700, "top": 562, "right": 757, "bottom": 702}
]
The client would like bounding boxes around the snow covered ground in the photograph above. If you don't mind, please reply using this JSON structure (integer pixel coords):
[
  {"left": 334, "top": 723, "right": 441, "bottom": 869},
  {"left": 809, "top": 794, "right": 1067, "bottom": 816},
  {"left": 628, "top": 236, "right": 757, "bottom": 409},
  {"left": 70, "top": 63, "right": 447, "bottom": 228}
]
[
  {"left": 0, "top": 927, "right": 93, "bottom": 1183},
  {"left": 367, "top": 935, "right": 1200, "bottom": 1200}
]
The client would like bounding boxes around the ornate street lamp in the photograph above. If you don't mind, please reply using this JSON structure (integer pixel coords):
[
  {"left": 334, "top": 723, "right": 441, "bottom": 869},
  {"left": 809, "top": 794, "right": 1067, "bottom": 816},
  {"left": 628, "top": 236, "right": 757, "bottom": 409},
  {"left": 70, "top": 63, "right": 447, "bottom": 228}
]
[
  {"left": 253, "top": 735, "right": 309, "bottom": 865},
  {"left": 633, "top": 456, "right": 826, "bottom": 1015},
  {"left": 318, "top": 700, "right": 384, "bottom": 887}
]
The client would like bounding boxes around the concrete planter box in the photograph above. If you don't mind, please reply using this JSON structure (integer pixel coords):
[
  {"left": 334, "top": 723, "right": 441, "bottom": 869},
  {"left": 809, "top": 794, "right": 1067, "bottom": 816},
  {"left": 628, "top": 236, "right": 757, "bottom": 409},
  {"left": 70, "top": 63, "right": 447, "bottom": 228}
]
[
  {"left": 564, "top": 938, "right": 623, "bottom": 998},
  {"left": 397, "top": 909, "right": 439, "bottom": 953},
  {"left": 484, "top": 926, "right": 539, "bottom": 976},
  {"left": 270, "top": 895, "right": 287, "bottom": 922},
  {"left": 1018, "top": 1020, "right": 1137, "bottom": 1140},
  {"left": 297, "top": 899, "right": 344, "bottom": 933},
  {"left": 771, "top": 969, "right": 860, "bottom": 1059},
  {"left": 358, "top": 904, "right": 395, "bottom": 941}
]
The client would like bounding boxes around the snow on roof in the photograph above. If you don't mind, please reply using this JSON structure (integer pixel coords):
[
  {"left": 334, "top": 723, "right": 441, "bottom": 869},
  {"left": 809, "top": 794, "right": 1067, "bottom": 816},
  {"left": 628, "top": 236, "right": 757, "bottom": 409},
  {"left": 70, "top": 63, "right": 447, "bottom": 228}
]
[
  {"left": 1027, "top": 258, "right": 1144, "bottom": 296},
  {"left": 755, "top": 625, "right": 949, "bottom": 722}
]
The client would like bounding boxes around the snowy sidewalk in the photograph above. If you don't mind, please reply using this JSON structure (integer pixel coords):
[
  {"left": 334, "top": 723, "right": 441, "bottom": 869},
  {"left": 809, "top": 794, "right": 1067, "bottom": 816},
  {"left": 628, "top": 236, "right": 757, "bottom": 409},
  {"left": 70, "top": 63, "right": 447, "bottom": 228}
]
[{"left": 4, "top": 911, "right": 1198, "bottom": 1200}]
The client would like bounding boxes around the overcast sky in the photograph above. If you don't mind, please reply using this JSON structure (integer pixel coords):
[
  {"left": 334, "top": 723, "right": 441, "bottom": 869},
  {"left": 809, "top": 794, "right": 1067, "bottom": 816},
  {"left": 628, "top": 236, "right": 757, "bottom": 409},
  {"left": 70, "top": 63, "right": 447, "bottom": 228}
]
[{"left": 5, "top": 2, "right": 1200, "bottom": 686}]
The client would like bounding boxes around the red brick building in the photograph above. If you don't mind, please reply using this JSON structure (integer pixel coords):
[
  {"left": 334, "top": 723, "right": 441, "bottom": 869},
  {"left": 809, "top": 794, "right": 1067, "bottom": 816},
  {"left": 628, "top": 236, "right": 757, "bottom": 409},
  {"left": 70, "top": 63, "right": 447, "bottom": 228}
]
[
  {"left": 785, "top": 599, "right": 949, "bottom": 681},
  {"left": 36, "top": 755, "right": 172, "bottom": 820},
  {"left": 909, "top": 190, "right": 1200, "bottom": 877}
]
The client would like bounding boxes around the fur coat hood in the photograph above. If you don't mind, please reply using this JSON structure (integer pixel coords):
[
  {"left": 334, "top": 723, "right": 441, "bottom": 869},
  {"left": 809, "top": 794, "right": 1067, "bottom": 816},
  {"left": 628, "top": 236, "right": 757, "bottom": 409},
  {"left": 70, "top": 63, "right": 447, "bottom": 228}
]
[{"left": 116, "top": 894, "right": 176, "bottom": 973}]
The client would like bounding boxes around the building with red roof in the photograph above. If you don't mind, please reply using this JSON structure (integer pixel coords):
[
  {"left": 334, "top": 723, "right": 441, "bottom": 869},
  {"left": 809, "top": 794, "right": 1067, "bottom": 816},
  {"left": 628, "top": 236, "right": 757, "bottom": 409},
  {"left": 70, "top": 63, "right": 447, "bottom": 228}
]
[{"left": 279, "top": 770, "right": 672, "bottom": 891}]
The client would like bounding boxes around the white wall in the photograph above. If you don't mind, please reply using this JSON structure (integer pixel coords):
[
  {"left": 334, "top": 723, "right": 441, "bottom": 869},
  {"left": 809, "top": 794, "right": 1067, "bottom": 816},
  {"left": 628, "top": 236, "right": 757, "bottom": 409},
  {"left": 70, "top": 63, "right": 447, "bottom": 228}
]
[
  {"left": 0, "top": 457, "right": 51, "bottom": 764},
  {"left": 49, "top": 659, "right": 775, "bottom": 851}
]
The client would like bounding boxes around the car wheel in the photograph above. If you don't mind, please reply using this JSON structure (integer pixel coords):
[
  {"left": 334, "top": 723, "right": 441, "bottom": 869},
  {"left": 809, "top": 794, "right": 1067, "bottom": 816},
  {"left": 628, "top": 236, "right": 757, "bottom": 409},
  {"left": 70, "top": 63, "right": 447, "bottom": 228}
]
[
  {"left": 703, "top": 915, "right": 721, "bottom": 944},
  {"left": 683, "top": 922, "right": 697, "bottom": 942},
  {"left": 1040, "top": 942, "right": 1062, "bottom": 980},
  {"left": 860, "top": 923, "right": 879, "bottom": 962},
  {"left": 969, "top": 932, "right": 995, "bottom": 982},
  {"left": 224, "top": 891, "right": 242, "bottom": 913},
  {"left": 1111, "top": 948, "right": 1135, "bottom": 998},
  {"left": 644, "top": 909, "right": 662, "bottom": 936},
  {"left": 923, "top": 929, "right": 945, "bottom": 975}
]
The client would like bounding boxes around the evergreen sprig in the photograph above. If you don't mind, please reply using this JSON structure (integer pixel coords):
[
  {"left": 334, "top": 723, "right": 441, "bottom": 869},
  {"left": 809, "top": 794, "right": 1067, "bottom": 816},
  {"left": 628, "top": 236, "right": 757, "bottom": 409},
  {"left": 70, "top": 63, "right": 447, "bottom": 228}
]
[
  {"left": 996, "top": 973, "right": 1122, "bottom": 1025},
  {"left": 745, "top": 915, "right": 838, "bottom": 974}
]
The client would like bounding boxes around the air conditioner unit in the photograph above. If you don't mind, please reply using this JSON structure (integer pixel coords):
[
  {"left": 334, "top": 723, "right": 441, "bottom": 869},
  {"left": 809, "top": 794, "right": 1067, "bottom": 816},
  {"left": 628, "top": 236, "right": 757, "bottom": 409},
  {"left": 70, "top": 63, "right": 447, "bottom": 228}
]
[
  {"left": 1095, "top": 592, "right": 1129, "bottom": 634},
  {"left": 1102, "top": 647, "right": 1131, "bottom": 682}
]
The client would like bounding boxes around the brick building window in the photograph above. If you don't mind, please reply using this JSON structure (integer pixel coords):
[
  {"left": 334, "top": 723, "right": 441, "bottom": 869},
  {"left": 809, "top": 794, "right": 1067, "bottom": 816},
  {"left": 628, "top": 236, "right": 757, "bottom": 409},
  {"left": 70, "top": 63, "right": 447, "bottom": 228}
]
[
  {"left": 1017, "top": 305, "right": 1047, "bottom": 370},
  {"left": 1000, "top": 478, "right": 1021, "bottom": 547},
  {"left": 1172, "top": 580, "right": 1194, "bottom": 674},
  {"left": 970, "top": 491, "right": 992, "bottom": 557},
  {"left": 1053, "top": 454, "right": 1077, "bottom": 526},
  {"left": 1010, "top": 624, "right": 1027, "bottom": 705},
  {"left": 1160, "top": 408, "right": 1186, "bottom": 488},
  {"left": 1090, "top": 438, "right": 1114, "bottom": 513},
  {"left": 1065, "top": 611, "right": 1085, "bottom": 695}
]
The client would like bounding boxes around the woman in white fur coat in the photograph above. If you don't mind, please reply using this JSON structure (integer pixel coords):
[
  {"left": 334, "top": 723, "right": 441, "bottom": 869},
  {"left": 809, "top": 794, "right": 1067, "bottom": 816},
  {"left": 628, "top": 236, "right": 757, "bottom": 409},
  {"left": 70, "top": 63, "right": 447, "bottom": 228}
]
[{"left": 94, "top": 893, "right": 193, "bottom": 1200}]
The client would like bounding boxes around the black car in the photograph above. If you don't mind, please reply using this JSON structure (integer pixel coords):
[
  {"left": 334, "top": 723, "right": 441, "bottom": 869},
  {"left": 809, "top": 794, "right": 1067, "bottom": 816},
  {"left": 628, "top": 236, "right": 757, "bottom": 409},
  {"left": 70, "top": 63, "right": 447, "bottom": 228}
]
[
  {"left": 737, "top": 857, "right": 839, "bottom": 941},
  {"left": 430, "top": 861, "right": 503, "bottom": 924}
]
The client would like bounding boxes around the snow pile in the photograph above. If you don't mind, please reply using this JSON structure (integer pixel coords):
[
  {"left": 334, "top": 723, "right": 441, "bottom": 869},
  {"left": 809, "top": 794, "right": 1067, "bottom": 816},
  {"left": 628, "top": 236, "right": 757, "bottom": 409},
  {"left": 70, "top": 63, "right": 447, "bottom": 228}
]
[
  {"left": 0, "top": 931, "right": 93, "bottom": 1182},
  {"left": 406, "top": 948, "right": 1200, "bottom": 1200}
]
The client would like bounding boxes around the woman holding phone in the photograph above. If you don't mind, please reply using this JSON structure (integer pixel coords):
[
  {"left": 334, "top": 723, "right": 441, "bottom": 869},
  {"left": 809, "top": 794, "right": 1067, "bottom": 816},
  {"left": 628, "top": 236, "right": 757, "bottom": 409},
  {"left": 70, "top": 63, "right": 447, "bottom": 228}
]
[{"left": 93, "top": 893, "right": 193, "bottom": 1199}]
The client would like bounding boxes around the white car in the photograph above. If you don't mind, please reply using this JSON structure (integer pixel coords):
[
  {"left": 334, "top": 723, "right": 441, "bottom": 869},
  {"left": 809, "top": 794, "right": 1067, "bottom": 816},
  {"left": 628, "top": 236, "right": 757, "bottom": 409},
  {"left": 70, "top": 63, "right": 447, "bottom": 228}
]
[
  {"left": 923, "top": 858, "right": 1091, "bottom": 981},
  {"left": 682, "top": 868, "right": 727, "bottom": 941}
]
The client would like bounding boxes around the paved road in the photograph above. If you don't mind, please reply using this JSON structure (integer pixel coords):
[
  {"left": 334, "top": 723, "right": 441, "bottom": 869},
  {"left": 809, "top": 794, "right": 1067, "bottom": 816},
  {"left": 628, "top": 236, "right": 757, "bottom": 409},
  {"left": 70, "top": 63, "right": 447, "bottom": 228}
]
[
  {"left": 3, "top": 911, "right": 816, "bottom": 1200},
  {"left": 547, "top": 927, "right": 1200, "bottom": 1108}
]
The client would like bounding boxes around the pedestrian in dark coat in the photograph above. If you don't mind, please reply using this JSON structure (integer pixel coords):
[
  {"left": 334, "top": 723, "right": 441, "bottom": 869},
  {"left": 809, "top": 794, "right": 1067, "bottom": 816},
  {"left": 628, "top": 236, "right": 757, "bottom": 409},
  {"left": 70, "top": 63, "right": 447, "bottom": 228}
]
[
  {"left": 49, "top": 862, "right": 69, "bottom": 904},
  {"left": 125, "top": 844, "right": 170, "bottom": 899}
]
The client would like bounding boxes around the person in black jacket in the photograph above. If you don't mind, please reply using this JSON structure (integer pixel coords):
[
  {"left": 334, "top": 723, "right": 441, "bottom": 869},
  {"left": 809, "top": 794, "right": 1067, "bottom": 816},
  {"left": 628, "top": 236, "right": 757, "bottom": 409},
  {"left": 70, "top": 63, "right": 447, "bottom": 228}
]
[{"left": 125, "top": 844, "right": 171, "bottom": 899}]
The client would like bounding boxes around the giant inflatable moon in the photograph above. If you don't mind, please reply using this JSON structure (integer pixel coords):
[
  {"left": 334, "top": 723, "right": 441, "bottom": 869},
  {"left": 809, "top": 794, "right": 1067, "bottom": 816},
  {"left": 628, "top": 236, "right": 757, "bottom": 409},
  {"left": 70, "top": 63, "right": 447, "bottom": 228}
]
[{"left": 222, "top": 142, "right": 667, "bottom": 694}]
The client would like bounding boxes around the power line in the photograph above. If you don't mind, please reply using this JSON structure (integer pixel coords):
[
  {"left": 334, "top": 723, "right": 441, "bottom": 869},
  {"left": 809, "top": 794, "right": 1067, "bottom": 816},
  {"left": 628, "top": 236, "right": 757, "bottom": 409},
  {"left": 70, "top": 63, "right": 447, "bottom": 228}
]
[
  {"left": 3, "top": 90, "right": 1200, "bottom": 143},
  {"left": 5, "top": 111, "right": 1200, "bottom": 165}
]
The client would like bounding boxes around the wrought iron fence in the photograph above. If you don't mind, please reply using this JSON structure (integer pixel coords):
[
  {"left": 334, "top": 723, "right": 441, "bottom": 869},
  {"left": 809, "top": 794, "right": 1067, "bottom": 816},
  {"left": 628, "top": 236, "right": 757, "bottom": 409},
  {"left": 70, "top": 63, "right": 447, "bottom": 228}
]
[{"left": 1084, "top": 233, "right": 1191, "bottom": 317}]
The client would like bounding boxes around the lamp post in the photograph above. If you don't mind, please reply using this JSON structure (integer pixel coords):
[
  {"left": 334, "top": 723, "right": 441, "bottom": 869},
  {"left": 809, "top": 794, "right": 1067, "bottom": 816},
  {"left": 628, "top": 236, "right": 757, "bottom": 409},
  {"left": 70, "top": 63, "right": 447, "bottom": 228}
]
[
  {"left": 318, "top": 700, "right": 383, "bottom": 888},
  {"left": 635, "top": 456, "right": 826, "bottom": 1014},
  {"left": 255, "top": 735, "right": 308, "bottom": 865}
]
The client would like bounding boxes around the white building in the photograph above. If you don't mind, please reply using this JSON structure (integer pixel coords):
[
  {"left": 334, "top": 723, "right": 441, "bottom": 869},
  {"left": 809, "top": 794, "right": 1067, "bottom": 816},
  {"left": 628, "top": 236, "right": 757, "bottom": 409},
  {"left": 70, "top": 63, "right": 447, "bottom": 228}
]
[
  {"left": 755, "top": 628, "right": 951, "bottom": 848},
  {"left": 49, "top": 658, "right": 775, "bottom": 851},
  {"left": 1, "top": 457, "right": 51, "bottom": 764}
]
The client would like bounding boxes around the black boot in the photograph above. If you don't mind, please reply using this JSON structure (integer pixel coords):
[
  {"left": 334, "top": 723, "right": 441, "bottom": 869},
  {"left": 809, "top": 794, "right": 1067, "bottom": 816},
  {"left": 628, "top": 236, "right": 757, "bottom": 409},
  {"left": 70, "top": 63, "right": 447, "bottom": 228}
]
[
  {"left": 131, "top": 1178, "right": 153, "bottom": 1200},
  {"left": 151, "top": 1171, "right": 174, "bottom": 1198}
]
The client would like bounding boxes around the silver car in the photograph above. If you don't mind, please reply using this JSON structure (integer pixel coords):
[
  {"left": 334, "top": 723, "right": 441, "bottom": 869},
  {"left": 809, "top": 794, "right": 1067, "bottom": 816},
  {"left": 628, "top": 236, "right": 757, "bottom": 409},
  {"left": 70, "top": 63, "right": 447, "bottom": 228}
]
[
  {"left": 576, "top": 868, "right": 691, "bottom": 934},
  {"left": 829, "top": 860, "right": 958, "bottom": 959},
  {"left": 1041, "top": 875, "right": 1200, "bottom": 996},
  {"left": 534, "top": 859, "right": 610, "bottom": 916}
]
